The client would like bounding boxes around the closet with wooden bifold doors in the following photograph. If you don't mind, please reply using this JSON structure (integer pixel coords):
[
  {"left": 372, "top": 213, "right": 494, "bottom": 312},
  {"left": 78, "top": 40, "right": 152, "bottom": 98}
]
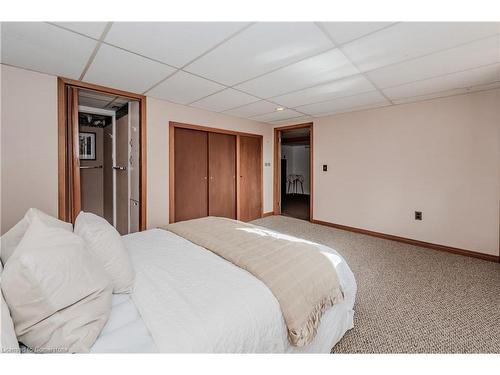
[{"left": 170, "top": 122, "right": 262, "bottom": 224}]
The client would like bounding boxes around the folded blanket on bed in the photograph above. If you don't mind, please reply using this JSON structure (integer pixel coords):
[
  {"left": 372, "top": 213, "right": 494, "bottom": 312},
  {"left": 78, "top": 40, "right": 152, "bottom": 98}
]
[{"left": 163, "top": 217, "right": 343, "bottom": 346}]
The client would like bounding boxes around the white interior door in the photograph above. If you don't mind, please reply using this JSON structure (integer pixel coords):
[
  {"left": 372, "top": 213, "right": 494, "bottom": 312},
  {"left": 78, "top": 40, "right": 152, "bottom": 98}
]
[
  {"left": 115, "top": 110, "right": 129, "bottom": 235},
  {"left": 128, "top": 101, "right": 140, "bottom": 233}
]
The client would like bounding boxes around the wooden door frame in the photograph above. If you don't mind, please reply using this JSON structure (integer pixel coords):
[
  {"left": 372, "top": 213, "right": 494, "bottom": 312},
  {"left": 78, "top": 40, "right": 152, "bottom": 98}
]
[
  {"left": 169, "top": 121, "right": 263, "bottom": 223},
  {"left": 273, "top": 122, "right": 314, "bottom": 221},
  {"left": 57, "top": 77, "right": 147, "bottom": 230}
]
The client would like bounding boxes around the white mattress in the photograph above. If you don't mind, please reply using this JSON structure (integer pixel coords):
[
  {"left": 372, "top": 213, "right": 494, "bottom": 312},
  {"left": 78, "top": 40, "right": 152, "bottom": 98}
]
[{"left": 92, "top": 227, "right": 357, "bottom": 353}]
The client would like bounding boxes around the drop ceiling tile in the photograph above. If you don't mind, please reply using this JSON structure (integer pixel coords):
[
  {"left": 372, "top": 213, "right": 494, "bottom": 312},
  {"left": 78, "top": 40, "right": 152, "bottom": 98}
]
[
  {"left": 223, "top": 100, "right": 279, "bottom": 118},
  {"left": 79, "top": 89, "right": 115, "bottom": 101},
  {"left": 52, "top": 22, "right": 108, "bottom": 39},
  {"left": 112, "top": 97, "right": 130, "bottom": 106},
  {"left": 320, "top": 22, "right": 395, "bottom": 45},
  {"left": 235, "top": 49, "right": 359, "bottom": 98},
  {"left": 1, "top": 22, "right": 97, "bottom": 79},
  {"left": 367, "top": 35, "right": 500, "bottom": 88},
  {"left": 84, "top": 44, "right": 176, "bottom": 94},
  {"left": 106, "top": 98, "right": 130, "bottom": 110},
  {"left": 296, "top": 91, "right": 389, "bottom": 116},
  {"left": 79, "top": 96, "right": 111, "bottom": 109},
  {"left": 314, "top": 101, "right": 391, "bottom": 117},
  {"left": 185, "top": 22, "right": 333, "bottom": 85},
  {"left": 251, "top": 109, "right": 304, "bottom": 122},
  {"left": 392, "top": 81, "right": 500, "bottom": 104},
  {"left": 147, "top": 71, "right": 225, "bottom": 105},
  {"left": 273, "top": 75, "right": 375, "bottom": 108},
  {"left": 342, "top": 22, "right": 500, "bottom": 72},
  {"left": 190, "top": 88, "right": 259, "bottom": 112},
  {"left": 105, "top": 22, "right": 248, "bottom": 67},
  {"left": 79, "top": 88, "right": 130, "bottom": 109},
  {"left": 383, "top": 64, "right": 500, "bottom": 100}
]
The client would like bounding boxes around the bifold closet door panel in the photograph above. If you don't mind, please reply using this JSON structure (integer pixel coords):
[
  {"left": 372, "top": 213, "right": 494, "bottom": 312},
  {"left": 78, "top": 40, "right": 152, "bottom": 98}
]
[
  {"left": 239, "top": 136, "right": 262, "bottom": 222},
  {"left": 174, "top": 128, "right": 208, "bottom": 222},
  {"left": 208, "top": 132, "right": 236, "bottom": 219}
]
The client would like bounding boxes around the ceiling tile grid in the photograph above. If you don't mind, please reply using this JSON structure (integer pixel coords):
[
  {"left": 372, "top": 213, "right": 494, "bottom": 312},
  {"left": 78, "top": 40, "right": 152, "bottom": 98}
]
[
  {"left": 320, "top": 22, "right": 396, "bottom": 45},
  {"left": 104, "top": 22, "right": 250, "bottom": 68},
  {"left": 79, "top": 89, "right": 130, "bottom": 110},
  {"left": 183, "top": 22, "right": 333, "bottom": 85},
  {"left": 51, "top": 22, "right": 108, "bottom": 39},
  {"left": 83, "top": 43, "right": 177, "bottom": 93},
  {"left": 367, "top": 35, "right": 500, "bottom": 89},
  {"left": 234, "top": 48, "right": 360, "bottom": 98},
  {"left": 251, "top": 108, "right": 305, "bottom": 122},
  {"left": 2, "top": 22, "right": 499, "bottom": 123},
  {"left": 383, "top": 63, "right": 500, "bottom": 101},
  {"left": 391, "top": 80, "right": 500, "bottom": 105},
  {"left": 272, "top": 74, "right": 376, "bottom": 108},
  {"left": 296, "top": 90, "right": 390, "bottom": 117},
  {"left": 79, "top": 90, "right": 115, "bottom": 108},
  {"left": 79, "top": 96, "right": 111, "bottom": 108},
  {"left": 339, "top": 22, "right": 500, "bottom": 72},
  {"left": 147, "top": 70, "right": 225, "bottom": 105},
  {"left": 189, "top": 88, "right": 260, "bottom": 112},
  {"left": 222, "top": 100, "right": 281, "bottom": 118},
  {"left": 1, "top": 22, "right": 98, "bottom": 79}
]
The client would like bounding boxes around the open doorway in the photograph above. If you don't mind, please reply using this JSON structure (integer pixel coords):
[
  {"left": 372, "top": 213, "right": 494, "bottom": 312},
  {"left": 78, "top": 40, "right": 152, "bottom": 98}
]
[
  {"left": 77, "top": 90, "right": 140, "bottom": 234},
  {"left": 58, "top": 78, "right": 146, "bottom": 233},
  {"left": 273, "top": 123, "right": 313, "bottom": 221}
]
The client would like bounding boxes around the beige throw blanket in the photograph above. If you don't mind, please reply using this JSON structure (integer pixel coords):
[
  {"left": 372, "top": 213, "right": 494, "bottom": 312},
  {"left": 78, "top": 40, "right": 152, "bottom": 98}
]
[{"left": 163, "top": 217, "right": 344, "bottom": 347}]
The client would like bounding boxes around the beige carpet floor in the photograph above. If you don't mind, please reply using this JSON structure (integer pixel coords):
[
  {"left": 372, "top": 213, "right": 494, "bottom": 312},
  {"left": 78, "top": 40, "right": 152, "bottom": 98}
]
[{"left": 251, "top": 216, "right": 500, "bottom": 353}]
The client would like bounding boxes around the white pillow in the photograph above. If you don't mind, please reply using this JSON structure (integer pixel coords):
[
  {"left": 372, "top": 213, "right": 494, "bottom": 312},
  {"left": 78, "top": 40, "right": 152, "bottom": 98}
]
[
  {"left": 0, "top": 208, "right": 72, "bottom": 265},
  {"left": 1, "top": 289, "right": 20, "bottom": 353},
  {"left": 74, "top": 212, "right": 135, "bottom": 293},
  {"left": 2, "top": 260, "right": 20, "bottom": 353},
  {"left": 2, "top": 217, "right": 112, "bottom": 353}
]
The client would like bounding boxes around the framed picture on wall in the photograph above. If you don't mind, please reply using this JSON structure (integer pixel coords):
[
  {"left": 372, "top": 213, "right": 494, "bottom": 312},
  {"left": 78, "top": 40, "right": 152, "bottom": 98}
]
[{"left": 79, "top": 132, "right": 96, "bottom": 160}]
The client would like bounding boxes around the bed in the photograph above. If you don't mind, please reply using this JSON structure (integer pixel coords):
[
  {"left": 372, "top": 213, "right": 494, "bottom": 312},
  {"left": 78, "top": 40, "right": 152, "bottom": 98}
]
[{"left": 91, "top": 228, "right": 357, "bottom": 353}]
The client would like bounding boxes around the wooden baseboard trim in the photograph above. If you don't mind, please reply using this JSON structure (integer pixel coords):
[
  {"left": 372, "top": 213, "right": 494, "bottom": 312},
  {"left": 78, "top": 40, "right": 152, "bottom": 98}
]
[
  {"left": 311, "top": 219, "right": 500, "bottom": 263},
  {"left": 262, "top": 211, "right": 274, "bottom": 218}
]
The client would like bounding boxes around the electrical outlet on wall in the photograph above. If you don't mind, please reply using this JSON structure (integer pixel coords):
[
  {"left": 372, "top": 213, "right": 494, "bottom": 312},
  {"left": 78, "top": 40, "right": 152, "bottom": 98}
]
[{"left": 415, "top": 211, "right": 423, "bottom": 220}]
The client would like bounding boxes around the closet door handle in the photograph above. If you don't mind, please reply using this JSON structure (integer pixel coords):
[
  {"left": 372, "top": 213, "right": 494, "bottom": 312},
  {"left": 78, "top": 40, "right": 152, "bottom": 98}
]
[{"left": 113, "top": 166, "right": 127, "bottom": 171}]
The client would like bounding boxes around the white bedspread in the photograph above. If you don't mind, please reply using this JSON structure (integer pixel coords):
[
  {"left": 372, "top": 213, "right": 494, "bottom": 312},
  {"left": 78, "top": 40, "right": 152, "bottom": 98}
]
[
  {"left": 91, "top": 294, "right": 156, "bottom": 353},
  {"left": 95, "top": 228, "right": 356, "bottom": 353}
]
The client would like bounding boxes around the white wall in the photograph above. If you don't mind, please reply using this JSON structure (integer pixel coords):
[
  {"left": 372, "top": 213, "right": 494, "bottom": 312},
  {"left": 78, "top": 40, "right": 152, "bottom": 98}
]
[
  {"left": 281, "top": 144, "right": 310, "bottom": 194},
  {"left": 313, "top": 89, "right": 500, "bottom": 256},
  {"left": 147, "top": 97, "right": 273, "bottom": 229},
  {"left": 1, "top": 65, "right": 58, "bottom": 233}
]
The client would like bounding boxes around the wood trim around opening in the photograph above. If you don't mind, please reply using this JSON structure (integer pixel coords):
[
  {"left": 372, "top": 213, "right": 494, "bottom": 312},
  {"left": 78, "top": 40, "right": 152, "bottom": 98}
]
[
  {"left": 57, "top": 77, "right": 147, "bottom": 231},
  {"left": 57, "top": 78, "right": 67, "bottom": 221},
  {"left": 69, "top": 87, "right": 81, "bottom": 223},
  {"left": 311, "top": 219, "right": 500, "bottom": 263},
  {"left": 273, "top": 122, "right": 313, "bottom": 221},
  {"left": 169, "top": 121, "right": 263, "bottom": 224}
]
